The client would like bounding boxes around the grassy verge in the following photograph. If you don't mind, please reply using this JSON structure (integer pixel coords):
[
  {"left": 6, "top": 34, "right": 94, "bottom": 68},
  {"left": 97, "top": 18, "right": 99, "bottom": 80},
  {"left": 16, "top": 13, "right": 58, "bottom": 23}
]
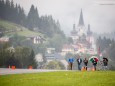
[{"left": 0, "top": 71, "right": 115, "bottom": 86}]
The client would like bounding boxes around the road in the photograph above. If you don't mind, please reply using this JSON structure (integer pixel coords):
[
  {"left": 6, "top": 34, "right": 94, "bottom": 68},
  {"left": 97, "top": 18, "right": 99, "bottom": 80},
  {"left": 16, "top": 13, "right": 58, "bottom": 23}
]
[{"left": 0, "top": 68, "right": 67, "bottom": 75}]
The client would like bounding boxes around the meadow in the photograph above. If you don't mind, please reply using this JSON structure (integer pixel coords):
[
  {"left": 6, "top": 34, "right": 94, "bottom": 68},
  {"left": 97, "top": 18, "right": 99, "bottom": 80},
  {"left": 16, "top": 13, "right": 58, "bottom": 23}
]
[{"left": 0, "top": 71, "right": 115, "bottom": 86}]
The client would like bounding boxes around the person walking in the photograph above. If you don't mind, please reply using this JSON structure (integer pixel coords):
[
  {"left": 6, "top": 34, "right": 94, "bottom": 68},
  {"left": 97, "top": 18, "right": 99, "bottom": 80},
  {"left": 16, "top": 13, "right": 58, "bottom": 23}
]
[
  {"left": 83, "top": 58, "right": 88, "bottom": 70},
  {"left": 92, "top": 60, "right": 97, "bottom": 71},
  {"left": 68, "top": 57, "right": 74, "bottom": 70},
  {"left": 103, "top": 57, "right": 108, "bottom": 70},
  {"left": 77, "top": 55, "right": 82, "bottom": 70}
]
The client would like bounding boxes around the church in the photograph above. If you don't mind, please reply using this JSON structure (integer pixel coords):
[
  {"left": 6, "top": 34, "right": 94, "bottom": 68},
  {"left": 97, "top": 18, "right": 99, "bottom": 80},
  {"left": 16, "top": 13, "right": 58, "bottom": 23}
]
[{"left": 70, "top": 9, "right": 95, "bottom": 54}]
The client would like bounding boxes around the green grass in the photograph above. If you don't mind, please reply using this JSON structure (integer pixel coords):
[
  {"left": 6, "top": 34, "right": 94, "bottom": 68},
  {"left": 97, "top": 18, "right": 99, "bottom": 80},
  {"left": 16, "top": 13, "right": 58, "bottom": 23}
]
[
  {"left": 0, "top": 20, "right": 42, "bottom": 37},
  {"left": 0, "top": 71, "right": 115, "bottom": 86},
  {"left": 0, "top": 20, "right": 22, "bottom": 30},
  {"left": 7, "top": 28, "right": 42, "bottom": 37}
]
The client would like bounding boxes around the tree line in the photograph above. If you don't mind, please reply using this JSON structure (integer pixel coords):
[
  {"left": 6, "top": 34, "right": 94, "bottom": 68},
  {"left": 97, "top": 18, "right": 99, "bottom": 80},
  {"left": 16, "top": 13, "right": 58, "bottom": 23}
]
[
  {"left": 96, "top": 36, "right": 115, "bottom": 70},
  {"left": 0, "top": 0, "right": 65, "bottom": 38},
  {"left": 0, "top": 0, "right": 66, "bottom": 68},
  {"left": 0, "top": 42, "right": 37, "bottom": 68}
]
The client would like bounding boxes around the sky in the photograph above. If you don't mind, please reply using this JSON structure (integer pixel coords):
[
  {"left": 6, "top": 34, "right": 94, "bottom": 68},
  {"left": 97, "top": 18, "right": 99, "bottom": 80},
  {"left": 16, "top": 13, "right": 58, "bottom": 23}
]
[{"left": 13, "top": 0, "right": 115, "bottom": 35}]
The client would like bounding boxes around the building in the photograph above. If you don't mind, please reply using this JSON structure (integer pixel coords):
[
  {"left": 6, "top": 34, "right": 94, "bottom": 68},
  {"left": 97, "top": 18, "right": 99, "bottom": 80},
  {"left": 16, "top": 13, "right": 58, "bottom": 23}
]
[
  {"left": 61, "top": 44, "right": 75, "bottom": 56},
  {"left": 0, "top": 36, "right": 9, "bottom": 42},
  {"left": 26, "top": 35, "right": 45, "bottom": 44},
  {"left": 47, "top": 48, "right": 55, "bottom": 54},
  {"left": 70, "top": 9, "right": 96, "bottom": 54}
]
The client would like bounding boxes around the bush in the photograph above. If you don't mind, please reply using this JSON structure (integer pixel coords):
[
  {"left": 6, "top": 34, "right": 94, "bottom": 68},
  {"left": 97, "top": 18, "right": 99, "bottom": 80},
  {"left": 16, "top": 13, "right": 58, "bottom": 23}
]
[{"left": 44, "top": 60, "right": 65, "bottom": 70}]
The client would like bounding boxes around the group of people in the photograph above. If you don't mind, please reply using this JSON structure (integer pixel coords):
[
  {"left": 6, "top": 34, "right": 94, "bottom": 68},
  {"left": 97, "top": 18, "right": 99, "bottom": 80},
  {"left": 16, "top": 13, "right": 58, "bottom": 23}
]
[{"left": 68, "top": 55, "right": 108, "bottom": 71}]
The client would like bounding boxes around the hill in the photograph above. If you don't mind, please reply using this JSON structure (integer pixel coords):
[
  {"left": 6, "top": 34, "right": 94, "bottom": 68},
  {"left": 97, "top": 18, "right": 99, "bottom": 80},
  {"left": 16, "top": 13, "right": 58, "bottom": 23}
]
[{"left": 0, "top": 20, "right": 43, "bottom": 37}]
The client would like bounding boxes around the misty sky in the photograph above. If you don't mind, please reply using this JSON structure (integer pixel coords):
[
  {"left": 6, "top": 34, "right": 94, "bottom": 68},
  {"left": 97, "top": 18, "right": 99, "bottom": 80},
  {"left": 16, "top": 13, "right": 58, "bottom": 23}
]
[{"left": 13, "top": 0, "right": 115, "bottom": 35}]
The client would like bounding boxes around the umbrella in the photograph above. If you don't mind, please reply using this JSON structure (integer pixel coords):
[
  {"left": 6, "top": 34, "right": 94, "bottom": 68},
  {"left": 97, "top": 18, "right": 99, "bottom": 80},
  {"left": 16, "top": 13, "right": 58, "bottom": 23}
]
[
  {"left": 94, "top": 58, "right": 99, "bottom": 62},
  {"left": 89, "top": 56, "right": 99, "bottom": 62},
  {"left": 103, "top": 57, "right": 108, "bottom": 61}
]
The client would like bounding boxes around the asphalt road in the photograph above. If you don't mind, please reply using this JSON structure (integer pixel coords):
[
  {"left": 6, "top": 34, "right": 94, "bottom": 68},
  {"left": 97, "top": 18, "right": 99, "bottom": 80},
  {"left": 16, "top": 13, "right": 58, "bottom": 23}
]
[{"left": 0, "top": 68, "right": 67, "bottom": 75}]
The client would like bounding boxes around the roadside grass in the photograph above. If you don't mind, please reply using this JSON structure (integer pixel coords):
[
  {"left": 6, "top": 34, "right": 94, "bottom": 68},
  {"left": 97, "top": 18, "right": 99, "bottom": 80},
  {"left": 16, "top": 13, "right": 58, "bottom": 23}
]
[{"left": 0, "top": 71, "right": 115, "bottom": 86}]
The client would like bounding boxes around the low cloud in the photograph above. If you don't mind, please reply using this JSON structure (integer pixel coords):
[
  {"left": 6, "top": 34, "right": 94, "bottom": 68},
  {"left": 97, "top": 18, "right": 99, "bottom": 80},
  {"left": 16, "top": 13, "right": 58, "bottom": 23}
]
[{"left": 13, "top": 0, "right": 115, "bottom": 35}]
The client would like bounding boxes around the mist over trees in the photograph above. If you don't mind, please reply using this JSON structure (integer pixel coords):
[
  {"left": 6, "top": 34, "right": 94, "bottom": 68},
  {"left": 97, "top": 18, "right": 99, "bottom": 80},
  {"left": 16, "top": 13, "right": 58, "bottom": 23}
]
[
  {"left": 96, "top": 37, "right": 115, "bottom": 70},
  {"left": 0, "top": 0, "right": 65, "bottom": 38},
  {"left": 0, "top": 0, "right": 66, "bottom": 52},
  {"left": 0, "top": 42, "right": 37, "bottom": 68},
  {"left": 0, "top": 0, "right": 66, "bottom": 68}
]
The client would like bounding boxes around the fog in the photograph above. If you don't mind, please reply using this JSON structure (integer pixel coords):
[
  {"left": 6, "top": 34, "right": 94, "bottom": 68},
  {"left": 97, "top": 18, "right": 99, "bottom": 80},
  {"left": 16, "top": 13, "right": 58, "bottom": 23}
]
[{"left": 13, "top": 0, "right": 115, "bottom": 35}]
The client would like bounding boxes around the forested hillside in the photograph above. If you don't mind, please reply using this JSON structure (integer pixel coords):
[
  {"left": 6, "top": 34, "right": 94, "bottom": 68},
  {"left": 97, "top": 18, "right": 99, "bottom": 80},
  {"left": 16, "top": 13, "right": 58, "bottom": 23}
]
[
  {"left": 0, "top": 0, "right": 65, "bottom": 38},
  {"left": 0, "top": 0, "right": 66, "bottom": 68}
]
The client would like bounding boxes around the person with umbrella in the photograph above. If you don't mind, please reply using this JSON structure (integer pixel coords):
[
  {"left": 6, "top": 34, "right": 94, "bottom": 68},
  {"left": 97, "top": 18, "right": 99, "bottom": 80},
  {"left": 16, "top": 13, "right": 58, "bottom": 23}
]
[
  {"left": 103, "top": 57, "right": 108, "bottom": 70},
  {"left": 92, "top": 60, "right": 97, "bottom": 71},
  {"left": 89, "top": 56, "right": 99, "bottom": 71}
]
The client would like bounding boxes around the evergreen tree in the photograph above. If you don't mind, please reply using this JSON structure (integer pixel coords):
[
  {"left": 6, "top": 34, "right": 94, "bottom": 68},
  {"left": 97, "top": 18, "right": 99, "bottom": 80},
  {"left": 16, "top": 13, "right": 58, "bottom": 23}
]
[
  {"left": 13, "top": 4, "right": 19, "bottom": 23},
  {"left": 29, "top": 49, "right": 37, "bottom": 68},
  {"left": 9, "top": 0, "right": 15, "bottom": 22},
  {"left": 17, "top": 5, "right": 25, "bottom": 25},
  {"left": 4, "top": 0, "right": 10, "bottom": 20},
  {"left": 27, "top": 5, "right": 39, "bottom": 30},
  {"left": 0, "top": 0, "right": 5, "bottom": 19}
]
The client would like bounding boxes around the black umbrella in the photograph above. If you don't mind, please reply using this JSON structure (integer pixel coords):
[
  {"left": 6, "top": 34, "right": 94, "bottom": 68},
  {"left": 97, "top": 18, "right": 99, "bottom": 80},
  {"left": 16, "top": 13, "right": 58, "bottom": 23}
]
[{"left": 103, "top": 57, "right": 108, "bottom": 61}]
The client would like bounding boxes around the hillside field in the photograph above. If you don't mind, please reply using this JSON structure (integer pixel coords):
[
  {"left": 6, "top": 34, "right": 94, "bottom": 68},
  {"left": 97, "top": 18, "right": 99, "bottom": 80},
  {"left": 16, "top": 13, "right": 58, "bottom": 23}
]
[
  {"left": 0, "top": 20, "right": 42, "bottom": 37},
  {"left": 0, "top": 71, "right": 115, "bottom": 86}
]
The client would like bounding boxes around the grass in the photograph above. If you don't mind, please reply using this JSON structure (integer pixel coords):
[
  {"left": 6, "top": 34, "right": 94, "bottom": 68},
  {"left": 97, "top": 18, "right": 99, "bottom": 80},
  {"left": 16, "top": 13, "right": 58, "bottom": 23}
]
[
  {"left": 7, "top": 28, "right": 42, "bottom": 37},
  {"left": 0, "top": 20, "right": 22, "bottom": 30},
  {"left": 0, "top": 71, "right": 115, "bottom": 86},
  {"left": 0, "top": 20, "right": 42, "bottom": 37}
]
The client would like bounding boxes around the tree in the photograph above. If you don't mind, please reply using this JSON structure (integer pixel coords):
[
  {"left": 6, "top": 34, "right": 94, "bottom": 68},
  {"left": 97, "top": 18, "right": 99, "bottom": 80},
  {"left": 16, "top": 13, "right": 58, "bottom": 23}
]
[
  {"left": 4, "top": 0, "right": 10, "bottom": 20},
  {"left": 65, "top": 53, "right": 74, "bottom": 61},
  {"left": 96, "top": 36, "right": 112, "bottom": 53},
  {"left": 0, "top": 42, "right": 10, "bottom": 67},
  {"left": 0, "top": 0, "right": 5, "bottom": 19},
  {"left": 18, "top": 6, "right": 26, "bottom": 26},
  {"left": 28, "top": 49, "right": 37, "bottom": 68},
  {"left": 67, "top": 37, "right": 73, "bottom": 44},
  {"left": 27, "top": 5, "right": 39, "bottom": 30},
  {"left": 44, "top": 61, "right": 65, "bottom": 69},
  {"left": 14, "top": 47, "right": 37, "bottom": 68},
  {"left": 47, "top": 34, "right": 66, "bottom": 52},
  {"left": 9, "top": 34, "right": 25, "bottom": 47}
]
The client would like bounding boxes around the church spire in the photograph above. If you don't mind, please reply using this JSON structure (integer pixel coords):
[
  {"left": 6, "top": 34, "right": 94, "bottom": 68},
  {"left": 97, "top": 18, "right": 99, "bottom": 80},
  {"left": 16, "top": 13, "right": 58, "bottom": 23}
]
[
  {"left": 87, "top": 24, "right": 92, "bottom": 36},
  {"left": 73, "top": 23, "right": 76, "bottom": 30},
  {"left": 78, "top": 9, "right": 84, "bottom": 26}
]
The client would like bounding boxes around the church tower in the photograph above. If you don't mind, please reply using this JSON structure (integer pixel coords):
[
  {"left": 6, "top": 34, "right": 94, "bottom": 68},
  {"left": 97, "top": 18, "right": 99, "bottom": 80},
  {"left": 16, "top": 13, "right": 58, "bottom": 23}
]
[
  {"left": 78, "top": 9, "right": 84, "bottom": 26},
  {"left": 77, "top": 9, "right": 86, "bottom": 36},
  {"left": 70, "top": 9, "right": 96, "bottom": 54},
  {"left": 71, "top": 23, "right": 78, "bottom": 44}
]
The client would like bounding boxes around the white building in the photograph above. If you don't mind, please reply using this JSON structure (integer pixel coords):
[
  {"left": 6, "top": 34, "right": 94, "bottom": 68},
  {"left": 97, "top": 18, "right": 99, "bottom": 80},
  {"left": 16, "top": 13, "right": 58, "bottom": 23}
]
[
  {"left": 0, "top": 36, "right": 9, "bottom": 42},
  {"left": 70, "top": 9, "right": 96, "bottom": 54},
  {"left": 27, "top": 35, "right": 45, "bottom": 44}
]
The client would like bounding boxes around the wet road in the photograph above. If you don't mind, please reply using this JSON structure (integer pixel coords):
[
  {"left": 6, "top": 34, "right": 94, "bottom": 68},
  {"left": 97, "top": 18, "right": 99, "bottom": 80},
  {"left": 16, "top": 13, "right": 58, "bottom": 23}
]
[{"left": 0, "top": 68, "right": 67, "bottom": 75}]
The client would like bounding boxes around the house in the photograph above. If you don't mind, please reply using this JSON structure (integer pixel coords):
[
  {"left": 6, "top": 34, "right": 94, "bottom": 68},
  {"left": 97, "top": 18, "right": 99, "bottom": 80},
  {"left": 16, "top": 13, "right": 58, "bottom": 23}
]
[
  {"left": 0, "top": 36, "right": 9, "bottom": 42},
  {"left": 26, "top": 35, "right": 46, "bottom": 44},
  {"left": 61, "top": 44, "right": 75, "bottom": 56}
]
